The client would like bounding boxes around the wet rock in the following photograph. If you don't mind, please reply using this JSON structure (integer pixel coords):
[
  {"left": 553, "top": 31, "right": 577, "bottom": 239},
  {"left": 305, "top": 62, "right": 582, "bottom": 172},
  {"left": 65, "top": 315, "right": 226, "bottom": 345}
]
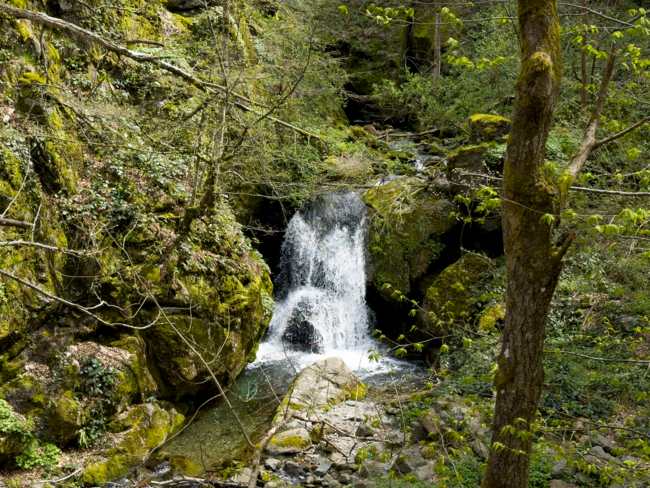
[
  {"left": 359, "top": 460, "right": 390, "bottom": 479},
  {"left": 467, "top": 114, "right": 511, "bottom": 143},
  {"left": 471, "top": 439, "right": 489, "bottom": 460},
  {"left": 264, "top": 458, "right": 282, "bottom": 471},
  {"left": 410, "top": 421, "right": 428, "bottom": 442},
  {"left": 267, "top": 427, "right": 312, "bottom": 455},
  {"left": 356, "top": 423, "right": 375, "bottom": 437},
  {"left": 284, "top": 461, "right": 305, "bottom": 477},
  {"left": 282, "top": 298, "right": 324, "bottom": 353},
  {"left": 274, "top": 358, "right": 366, "bottom": 422},
  {"left": 315, "top": 459, "right": 333, "bottom": 477}
]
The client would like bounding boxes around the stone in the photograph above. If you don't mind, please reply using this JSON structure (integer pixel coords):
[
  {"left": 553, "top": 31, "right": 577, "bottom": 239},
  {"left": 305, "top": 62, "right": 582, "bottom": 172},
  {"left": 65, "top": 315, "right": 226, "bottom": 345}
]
[
  {"left": 267, "top": 427, "right": 312, "bottom": 455},
  {"left": 338, "top": 473, "right": 350, "bottom": 484},
  {"left": 265, "top": 483, "right": 279, "bottom": 488},
  {"left": 282, "top": 298, "right": 324, "bottom": 353},
  {"left": 589, "top": 433, "right": 615, "bottom": 453},
  {"left": 359, "top": 460, "right": 390, "bottom": 479},
  {"left": 413, "top": 463, "right": 434, "bottom": 481},
  {"left": 386, "top": 431, "right": 408, "bottom": 447},
  {"left": 314, "top": 459, "right": 333, "bottom": 477},
  {"left": 419, "top": 254, "right": 492, "bottom": 335},
  {"left": 82, "top": 403, "right": 185, "bottom": 486},
  {"left": 393, "top": 447, "right": 427, "bottom": 475},
  {"left": 551, "top": 459, "right": 568, "bottom": 479},
  {"left": 354, "top": 481, "right": 377, "bottom": 488},
  {"left": 274, "top": 358, "right": 366, "bottom": 423},
  {"left": 355, "top": 423, "right": 375, "bottom": 437},
  {"left": 264, "top": 458, "right": 282, "bottom": 471},
  {"left": 362, "top": 177, "right": 457, "bottom": 296},
  {"left": 549, "top": 481, "right": 575, "bottom": 488},
  {"left": 420, "top": 410, "right": 442, "bottom": 436},
  {"left": 329, "top": 452, "right": 342, "bottom": 463},
  {"left": 471, "top": 439, "right": 489, "bottom": 460},
  {"left": 47, "top": 395, "right": 83, "bottom": 444},
  {"left": 231, "top": 467, "right": 252, "bottom": 484},
  {"left": 284, "top": 462, "right": 305, "bottom": 477},
  {"left": 589, "top": 446, "right": 625, "bottom": 467},
  {"left": 467, "top": 114, "right": 511, "bottom": 143},
  {"left": 613, "top": 315, "right": 642, "bottom": 333},
  {"left": 409, "top": 421, "right": 428, "bottom": 442}
]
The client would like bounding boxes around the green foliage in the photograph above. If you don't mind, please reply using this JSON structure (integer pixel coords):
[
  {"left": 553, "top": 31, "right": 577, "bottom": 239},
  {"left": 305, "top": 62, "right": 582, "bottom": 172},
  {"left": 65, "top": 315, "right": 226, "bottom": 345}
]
[
  {"left": 0, "top": 399, "right": 33, "bottom": 439},
  {"left": 15, "top": 441, "right": 61, "bottom": 470}
]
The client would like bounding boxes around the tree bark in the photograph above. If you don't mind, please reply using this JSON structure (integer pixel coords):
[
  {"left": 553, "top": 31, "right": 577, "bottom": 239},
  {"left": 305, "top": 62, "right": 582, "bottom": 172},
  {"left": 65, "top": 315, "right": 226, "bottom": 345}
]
[
  {"left": 481, "top": 1, "right": 565, "bottom": 486},
  {"left": 433, "top": 12, "right": 441, "bottom": 83}
]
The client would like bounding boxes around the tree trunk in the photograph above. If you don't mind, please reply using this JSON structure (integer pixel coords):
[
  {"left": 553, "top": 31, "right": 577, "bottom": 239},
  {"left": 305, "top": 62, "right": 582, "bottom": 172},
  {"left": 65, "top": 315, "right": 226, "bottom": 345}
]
[
  {"left": 481, "top": 1, "right": 565, "bottom": 486},
  {"left": 581, "top": 35, "right": 588, "bottom": 116},
  {"left": 433, "top": 13, "right": 441, "bottom": 83}
]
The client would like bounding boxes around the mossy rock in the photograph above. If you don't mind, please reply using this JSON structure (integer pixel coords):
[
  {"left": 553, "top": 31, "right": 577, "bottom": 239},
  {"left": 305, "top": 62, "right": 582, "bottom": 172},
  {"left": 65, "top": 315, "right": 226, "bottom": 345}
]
[
  {"left": 168, "top": 456, "right": 204, "bottom": 477},
  {"left": 446, "top": 145, "right": 489, "bottom": 181},
  {"left": 46, "top": 394, "right": 82, "bottom": 445},
  {"left": 467, "top": 114, "right": 511, "bottom": 143},
  {"left": 82, "top": 403, "right": 185, "bottom": 485},
  {"left": 387, "top": 151, "right": 416, "bottom": 162},
  {"left": 266, "top": 427, "right": 312, "bottom": 455},
  {"left": 419, "top": 253, "right": 493, "bottom": 333},
  {"left": 322, "top": 153, "right": 375, "bottom": 181},
  {"left": 363, "top": 178, "right": 457, "bottom": 295}
]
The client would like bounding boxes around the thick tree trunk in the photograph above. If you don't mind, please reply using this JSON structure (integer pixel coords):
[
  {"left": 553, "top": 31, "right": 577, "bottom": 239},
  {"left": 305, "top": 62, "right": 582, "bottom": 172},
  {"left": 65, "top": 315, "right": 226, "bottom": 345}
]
[{"left": 481, "top": 1, "right": 564, "bottom": 487}]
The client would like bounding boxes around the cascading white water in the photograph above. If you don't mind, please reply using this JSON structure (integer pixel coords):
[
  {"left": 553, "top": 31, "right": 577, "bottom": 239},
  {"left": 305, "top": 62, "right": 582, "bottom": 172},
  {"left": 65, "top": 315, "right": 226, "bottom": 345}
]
[{"left": 256, "top": 192, "right": 383, "bottom": 371}]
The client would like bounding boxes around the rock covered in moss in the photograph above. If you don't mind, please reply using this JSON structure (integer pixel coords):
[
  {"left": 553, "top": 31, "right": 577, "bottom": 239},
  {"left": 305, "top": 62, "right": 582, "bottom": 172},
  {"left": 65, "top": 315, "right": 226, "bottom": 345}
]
[
  {"left": 274, "top": 357, "right": 366, "bottom": 423},
  {"left": 82, "top": 403, "right": 184, "bottom": 485},
  {"left": 323, "top": 153, "right": 375, "bottom": 181},
  {"left": 419, "top": 253, "right": 492, "bottom": 333},
  {"left": 363, "top": 178, "right": 457, "bottom": 295},
  {"left": 46, "top": 394, "right": 82, "bottom": 445},
  {"left": 266, "top": 427, "right": 312, "bottom": 455},
  {"left": 467, "top": 114, "right": 511, "bottom": 143}
]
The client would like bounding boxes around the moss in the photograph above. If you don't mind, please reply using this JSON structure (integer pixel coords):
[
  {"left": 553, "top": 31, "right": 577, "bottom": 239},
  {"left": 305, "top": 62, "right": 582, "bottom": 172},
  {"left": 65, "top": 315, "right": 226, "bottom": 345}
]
[
  {"left": 387, "top": 150, "right": 416, "bottom": 161},
  {"left": 276, "top": 435, "right": 310, "bottom": 449},
  {"left": 82, "top": 403, "right": 185, "bottom": 485},
  {"left": 467, "top": 114, "right": 511, "bottom": 143},
  {"left": 421, "top": 253, "right": 492, "bottom": 327},
  {"left": 46, "top": 395, "right": 81, "bottom": 444},
  {"left": 446, "top": 145, "right": 490, "bottom": 181},
  {"left": 168, "top": 456, "right": 204, "bottom": 477},
  {"left": 363, "top": 178, "right": 456, "bottom": 294}
]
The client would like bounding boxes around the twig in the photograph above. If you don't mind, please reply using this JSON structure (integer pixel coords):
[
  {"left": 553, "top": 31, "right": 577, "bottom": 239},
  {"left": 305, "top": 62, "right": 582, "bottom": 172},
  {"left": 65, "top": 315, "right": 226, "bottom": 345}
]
[
  {"left": 544, "top": 349, "right": 650, "bottom": 364},
  {"left": 0, "top": 217, "right": 33, "bottom": 229}
]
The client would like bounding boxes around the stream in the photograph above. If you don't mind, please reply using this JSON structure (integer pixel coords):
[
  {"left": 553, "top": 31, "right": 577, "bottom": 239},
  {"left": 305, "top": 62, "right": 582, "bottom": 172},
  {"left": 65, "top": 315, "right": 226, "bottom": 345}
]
[{"left": 162, "top": 136, "right": 432, "bottom": 470}]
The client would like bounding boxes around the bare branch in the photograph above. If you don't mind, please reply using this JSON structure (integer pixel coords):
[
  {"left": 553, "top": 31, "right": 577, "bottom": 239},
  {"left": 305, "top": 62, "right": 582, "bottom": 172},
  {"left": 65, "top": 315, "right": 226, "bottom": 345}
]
[
  {"left": 0, "top": 217, "right": 34, "bottom": 229},
  {"left": 0, "top": 269, "right": 161, "bottom": 329},
  {"left": 545, "top": 349, "right": 650, "bottom": 364},
  {"left": 594, "top": 115, "right": 650, "bottom": 148},
  {"left": 566, "top": 41, "right": 617, "bottom": 181},
  {"left": 558, "top": 3, "right": 634, "bottom": 27},
  {"left": 0, "top": 240, "right": 89, "bottom": 256},
  {"left": 460, "top": 173, "right": 650, "bottom": 196}
]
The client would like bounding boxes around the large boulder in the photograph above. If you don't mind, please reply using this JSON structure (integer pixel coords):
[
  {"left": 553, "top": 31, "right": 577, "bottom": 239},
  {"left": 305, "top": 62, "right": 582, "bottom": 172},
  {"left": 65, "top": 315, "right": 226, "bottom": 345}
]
[
  {"left": 419, "top": 253, "right": 492, "bottom": 334},
  {"left": 273, "top": 357, "right": 366, "bottom": 423},
  {"left": 467, "top": 114, "right": 511, "bottom": 143},
  {"left": 363, "top": 178, "right": 457, "bottom": 295},
  {"left": 266, "top": 427, "right": 312, "bottom": 455},
  {"left": 82, "top": 403, "right": 184, "bottom": 486}
]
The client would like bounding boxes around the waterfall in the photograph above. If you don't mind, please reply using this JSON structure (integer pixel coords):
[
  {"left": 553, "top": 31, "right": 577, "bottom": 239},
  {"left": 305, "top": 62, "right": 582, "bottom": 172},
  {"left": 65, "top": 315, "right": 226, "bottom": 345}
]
[{"left": 256, "top": 192, "right": 378, "bottom": 370}]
